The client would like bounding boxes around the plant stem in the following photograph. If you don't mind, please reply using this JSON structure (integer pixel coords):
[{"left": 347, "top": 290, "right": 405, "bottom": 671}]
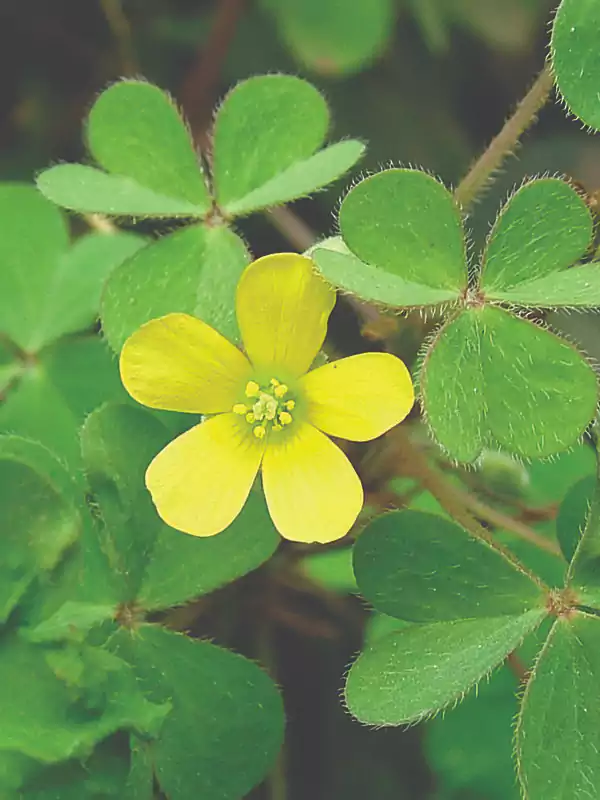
[
  {"left": 100, "top": 0, "right": 137, "bottom": 76},
  {"left": 180, "top": 0, "right": 247, "bottom": 140},
  {"left": 454, "top": 64, "right": 554, "bottom": 209}
]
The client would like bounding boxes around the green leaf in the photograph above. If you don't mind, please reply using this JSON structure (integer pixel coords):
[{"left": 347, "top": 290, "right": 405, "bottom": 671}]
[
  {"left": 556, "top": 475, "right": 594, "bottom": 564},
  {"left": 37, "top": 165, "right": 209, "bottom": 218},
  {"left": 266, "top": 0, "right": 394, "bottom": 76},
  {"left": 0, "top": 435, "right": 81, "bottom": 504},
  {"left": 101, "top": 224, "right": 250, "bottom": 351},
  {"left": 0, "top": 336, "right": 127, "bottom": 469},
  {"left": 139, "top": 489, "right": 279, "bottom": 610},
  {"left": 36, "top": 231, "right": 145, "bottom": 345},
  {"left": 552, "top": 0, "right": 600, "bottom": 130},
  {"left": 126, "top": 737, "right": 154, "bottom": 800},
  {"left": 0, "top": 635, "right": 166, "bottom": 764},
  {"left": 421, "top": 307, "right": 598, "bottom": 462},
  {"left": 517, "top": 613, "right": 600, "bottom": 799},
  {"left": 301, "top": 547, "right": 357, "bottom": 594},
  {"left": 312, "top": 237, "right": 460, "bottom": 307},
  {"left": 113, "top": 625, "right": 285, "bottom": 800},
  {"left": 38, "top": 80, "right": 210, "bottom": 216},
  {"left": 345, "top": 609, "right": 545, "bottom": 725},
  {"left": 0, "top": 458, "right": 79, "bottom": 622},
  {"left": 566, "top": 453, "right": 600, "bottom": 607},
  {"left": 82, "top": 404, "right": 279, "bottom": 608},
  {"left": 488, "top": 264, "right": 600, "bottom": 308},
  {"left": 23, "top": 741, "right": 131, "bottom": 800},
  {"left": 0, "top": 184, "right": 69, "bottom": 351},
  {"left": 353, "top": 510, "right": 545, "bottom": 622},
  {"left": 212, "top": 75, "right": 329, "bottom": 210},
  {"left": 338, "top": 169, "right": 467, "bottom": 301},
  {"left": 225, "top": 140, "right": 365, "bottom": 215},
  {"left": 480, "top": 179, "right": 593, "bottom": 297},
  {"left": 0, "top": 340, "right": 20, "bottom": 394},
  {"left": 23, "top": 602, "right": 116, "bottom": 644}
]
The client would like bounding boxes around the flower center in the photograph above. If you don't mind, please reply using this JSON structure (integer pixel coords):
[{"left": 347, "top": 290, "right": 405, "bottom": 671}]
[{"left": 232, "top": 378, "right": 296, "bottom": 439}]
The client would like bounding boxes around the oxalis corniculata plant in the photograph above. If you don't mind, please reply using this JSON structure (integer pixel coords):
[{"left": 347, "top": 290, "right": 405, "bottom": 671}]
[{"left": 1, "top": 0, "right": 600, "bottom": 797}]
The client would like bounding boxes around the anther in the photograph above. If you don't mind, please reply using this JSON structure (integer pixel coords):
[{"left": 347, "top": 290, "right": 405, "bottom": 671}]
[
  {"left": 279, "top": 411, "right": 292, "bottom": 425},
  {"left": 233, "top": 403, "right": 248, "bottom": 415},
  {"left": 245, "top": 412, "right": 255, "bottom": 423},
  {"left": 245, "top": 381, "right": 260, "bottom": 398},
  {"left": 284, "top": 400, "right": 295, "bottom": 411},
  {"left": 253, "top": 425, "right": 266, "bottom": 439},
  {"left": 273, "top": 383, "right": 288, "bottom": 398}
]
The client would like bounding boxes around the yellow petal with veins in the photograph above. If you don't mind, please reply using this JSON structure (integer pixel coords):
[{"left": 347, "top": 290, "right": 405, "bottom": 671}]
[
  {"left": 301, "top": 352, "right": 414, "bottom": 441},
  {"left": 236, "top": 253, "right": 335, "bottom": 377},
  {"left": 261, "top": 422, "right": 363, "bottom": 543},
  {"left": 146, "top": 413, "right": 265, "bottom": 537},
  {"left": 120, "top": 313, "right": 252, "bottom": 414}
]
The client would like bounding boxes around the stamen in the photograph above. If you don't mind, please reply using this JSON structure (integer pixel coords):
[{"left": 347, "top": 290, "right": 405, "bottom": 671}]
[
  {"left": 239, "top": 377, "right": 296, "bottom": 436},
  {"left": 245, "top": 380, "right": 260, "bottom": 398}
]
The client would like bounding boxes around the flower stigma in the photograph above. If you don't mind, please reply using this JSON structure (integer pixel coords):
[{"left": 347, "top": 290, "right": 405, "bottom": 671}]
[{"left": 233, "top": 378, "right": 296, "bottom": 438}]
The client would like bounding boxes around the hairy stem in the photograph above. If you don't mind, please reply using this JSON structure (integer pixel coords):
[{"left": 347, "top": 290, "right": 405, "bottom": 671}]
[{"left": 454, "top": 63, "right": 554, "bottom": 209}]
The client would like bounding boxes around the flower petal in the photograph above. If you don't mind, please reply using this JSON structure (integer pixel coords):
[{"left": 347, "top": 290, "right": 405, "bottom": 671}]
[
  {"left": 146, "top": 413, "right": 265, "bottom": 537},
  {"left": 236, "top": 253, "right": 335, "bottom": 377},
  {"left": 300, "top": 352, "right": 414, "bottom": 441},
  {"left": 120, "top": 313, "right": 252, "bottom": 413},
  {"left": 262, "top": 422, "right": 363, "bottom": 543}
]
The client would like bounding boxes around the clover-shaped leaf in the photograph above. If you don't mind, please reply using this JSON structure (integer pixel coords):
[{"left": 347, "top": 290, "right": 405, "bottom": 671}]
[
  {"left": 38, "top": 81, "right": 211, "bottom": 218},
  {"left": 552, "top": 0, "right": 600, "bottom": 131},
  {"left": 37, "top": 76, "right": 364, "bottom": 220},
  {"left": 213, "top": 74, "right": 364, "bottom": 215},
  {"left": 314, "top": 170, "right": 600, "bottom": 462},
  {"left": 313, "top": 169, "right": 466, "bottom": 307},
  {"left": 346, "top": 510, "right": 548, "bottom": 725},
  {"left": 480, "top": 178, "right": 597, "bottom": 305}
]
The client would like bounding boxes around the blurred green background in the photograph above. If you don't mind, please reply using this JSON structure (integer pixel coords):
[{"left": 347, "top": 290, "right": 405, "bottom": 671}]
[{"left": 2, "top": 1, "right": 598, "bottom": 797}]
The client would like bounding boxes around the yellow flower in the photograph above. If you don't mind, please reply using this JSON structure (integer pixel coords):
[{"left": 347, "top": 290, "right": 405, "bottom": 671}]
[{"left": 119, "top": 253, "right": 414, "bottom": 543}]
